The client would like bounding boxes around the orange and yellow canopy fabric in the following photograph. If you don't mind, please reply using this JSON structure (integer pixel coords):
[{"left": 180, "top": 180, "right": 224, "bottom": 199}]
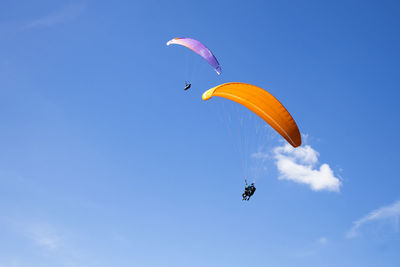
[{"left": 202, "top": 82, "right": 301, "bottom": 147}]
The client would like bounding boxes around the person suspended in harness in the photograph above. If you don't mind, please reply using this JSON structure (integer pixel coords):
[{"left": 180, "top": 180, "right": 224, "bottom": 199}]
[
  {"left": 184, "top": 81, "right": 191, "bottom": 90},
  {"left": 242, "top": 180, "right": 256, "bottom": 201}
]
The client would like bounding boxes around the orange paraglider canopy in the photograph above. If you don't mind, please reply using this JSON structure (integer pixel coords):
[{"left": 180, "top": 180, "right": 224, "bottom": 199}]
[{"left": 202, "top": 82, "right": 301, "bottom": 147}]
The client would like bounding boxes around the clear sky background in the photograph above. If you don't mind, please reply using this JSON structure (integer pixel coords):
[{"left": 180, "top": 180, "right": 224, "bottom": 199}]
[{"left": 1, "top": 0, "right": 400, "bottom": 266}]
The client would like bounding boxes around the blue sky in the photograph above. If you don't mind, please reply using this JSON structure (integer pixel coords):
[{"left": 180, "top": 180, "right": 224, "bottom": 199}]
[{"left": 1, "top": 0, "right": 400, "bottom": 266}]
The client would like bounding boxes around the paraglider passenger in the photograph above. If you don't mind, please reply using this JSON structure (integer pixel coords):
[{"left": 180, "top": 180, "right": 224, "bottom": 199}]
[{"left": 242, "top": 188, "right": 249, "bottom": 200}]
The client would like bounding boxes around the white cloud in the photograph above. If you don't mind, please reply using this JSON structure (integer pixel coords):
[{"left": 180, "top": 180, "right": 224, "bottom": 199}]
[
  {"left": 24, "top": 2, "right": 86, "bottom": 29},
  {"left": 347, "top": 200, "right": 400, "bottom": 238},
  {"left": 273, "top": 144, "right": 341, "bottom": 192}
]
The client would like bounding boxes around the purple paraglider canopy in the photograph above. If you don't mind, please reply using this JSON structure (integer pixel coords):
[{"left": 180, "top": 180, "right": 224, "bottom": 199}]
[{"left": 166, "top": 37, "right": 221, "bottom": 75}]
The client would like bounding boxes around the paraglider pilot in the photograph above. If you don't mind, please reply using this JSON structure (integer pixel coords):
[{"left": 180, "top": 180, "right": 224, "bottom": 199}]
[
  {"left": 242, "top": 180, "right": 256, "bottom": 201},
  {"left": 184, "top": 81, "right": 191, "bottom": 90}
]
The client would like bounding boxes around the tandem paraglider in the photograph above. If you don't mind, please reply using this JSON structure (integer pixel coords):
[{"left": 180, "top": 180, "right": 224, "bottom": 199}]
[
  {"left": 242, "top": 180, "right": 256, "bottom": 201},
  {"left": 202, "top": 82, "right": 302, "bottom": 200}
]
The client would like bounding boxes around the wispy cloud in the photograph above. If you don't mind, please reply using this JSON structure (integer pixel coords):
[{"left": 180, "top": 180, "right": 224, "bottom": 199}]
[
  {"left": 24, "top": 2, "right": 86, "bottom": 29},
  {"left": 293, "top": 237, "right": 329, "bottom": 258},
  {"left": 347, "top": 200, "right": 400, "bottom": 238},
  {"left": 273, "top": 144, "right": 341, "bottom": 192},
  {"left": 25, "top": 222, "right": 62, "bottom": 250},
  {"left": 294, "top": 249, "right": 316, "bottom": 258},
  {"left": 251, "top": 151, "right": 270, "bottom": 160},
  {"left": 317, "top": 237, "right": 328, "bottom": 245},
  {"left": 6, "top": 219, "right": 95, "bottom": 266}
]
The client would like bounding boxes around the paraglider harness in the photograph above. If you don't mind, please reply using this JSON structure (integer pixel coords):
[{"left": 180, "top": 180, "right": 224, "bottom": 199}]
[
  {"left": 184, "top": 81, "right": 191, "bottom": 90},
  {"left": 242, "top": 179, "right": 256, "bottom": 201}
]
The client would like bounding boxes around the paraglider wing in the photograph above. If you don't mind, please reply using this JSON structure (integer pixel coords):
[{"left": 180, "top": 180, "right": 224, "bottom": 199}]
[
  {"left": 166, "top": 38, "right": 221, "bottom": 75},
  {"left": 202, "top": 83, "right": 301, "bottom": 147}
]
